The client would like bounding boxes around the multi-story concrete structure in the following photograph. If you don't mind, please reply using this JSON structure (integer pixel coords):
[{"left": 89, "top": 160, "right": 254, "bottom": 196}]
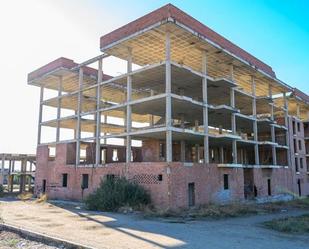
[{"left": 28, "top": 4, "right": 309, "bottom": 209}]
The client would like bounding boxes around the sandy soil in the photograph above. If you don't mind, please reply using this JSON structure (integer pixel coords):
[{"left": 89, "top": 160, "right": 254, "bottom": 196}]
[{"left": 0, "top": 199, "right": 308, "bottom": 249}]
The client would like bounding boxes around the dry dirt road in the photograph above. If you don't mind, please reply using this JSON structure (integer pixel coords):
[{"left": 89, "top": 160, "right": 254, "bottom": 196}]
[{"left": 0, "top": 199, "right": 308, "bottom": 249}]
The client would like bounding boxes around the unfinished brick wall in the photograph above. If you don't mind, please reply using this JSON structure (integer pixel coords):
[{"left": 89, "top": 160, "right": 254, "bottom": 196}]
[
  {"left": 35, "top": 143, "right": 247, "bottom": 209},
  {"left": 35, "top": 134, "right": 309, "bottom": 210}
]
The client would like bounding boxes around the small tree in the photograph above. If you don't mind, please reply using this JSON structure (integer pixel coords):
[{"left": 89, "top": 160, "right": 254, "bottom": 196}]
[{"left": 85, "top": 177, "right": 150, "bottom": 211}]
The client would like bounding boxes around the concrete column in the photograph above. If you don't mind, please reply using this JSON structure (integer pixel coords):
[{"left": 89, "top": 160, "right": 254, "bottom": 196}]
[
  {"left": 296, "top": 103, "right": 300, "bottom": 119},
  {"left": 56, "top": 76, "right": 63, "bottom": 142},
  {"left": 283, "top": 92, "right": 291, "bottom": 166},
  {"left": 220, "top": 147, "right": 224, "bottom": 163},
  {"left": 271, "top": 125, "right": 277, "bottom": 165},
  {"left": 19, "top": 159, "right": 26, "bottom": 193},
  {"left": 126, "top": 48, "right": 133, "bottom": 163},
  {"left": 269, "top": 84, "right": 274, "bottom": 121},
  {"left": 202, "top": 50, "right": 209, "bottom": 163},
  {"left": 96, "top": 59, "right": 103, "bottom": 166},
  {"left": 269, "top": 84, "right": 276, "bottom": 165},
  {"left": 195, "top": 120, "right": 199, "bottom": 131},
  {"left": 0, "top": 156, "right": 4, "bottom": 185},
  {"left": 103, "top": 115, "right": 107, "bottom": 144},
  {"left": 252, "top": 76, "right": 259, "bottom": 165},
  {"left": 180, "top": 140, "right": 185, "bottom": 162},
  {"left": 8, "top": 160, "right": 11, "bottom": 174},
  {"left": 230, "top": 87, "right": 237, "bottom": 164},
  {"left": 165, "top": 32, "right": 172, "bottom": 163},
  {"left": 149, "top": 90, "right": 155, "bottom": 127},
  {"left": 37, "top": 86, "right": 44, "bottom": 145},
  {"left": 195, "top": 144, "right": 200, "bottom": 163},
  {"left": 229, "top": 64, "right": 234, "bottom": 82},
  {"left": 75, "top": 67, "right": 83, "bottom": 166},
  {"left": 10, "top": 175, "right": 14, "bottom": 192}
]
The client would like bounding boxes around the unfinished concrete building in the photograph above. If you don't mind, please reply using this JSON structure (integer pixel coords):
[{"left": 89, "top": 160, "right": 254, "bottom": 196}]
[
  {"left": 28, "top": 4, "right": 309, "bottom": 208},
  {"left": 0, "top": 154, "right": 36, "bottom": 193}
]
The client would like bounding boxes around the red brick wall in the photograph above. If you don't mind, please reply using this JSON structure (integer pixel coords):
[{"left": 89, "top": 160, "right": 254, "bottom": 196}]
[
  {"left": 35, "top": 144, "right": 247, "bottom": 209},
  {"left": 35, "top": 135, "right": 309, "bottom": 210}
]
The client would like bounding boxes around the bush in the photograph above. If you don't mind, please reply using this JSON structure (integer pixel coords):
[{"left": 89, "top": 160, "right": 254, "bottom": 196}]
[
  {"left": 0, "top": 184, "right": 4, "bottom": 197},
  {"left": 85, "top": 177, "right": 151, "bottom": 211}
]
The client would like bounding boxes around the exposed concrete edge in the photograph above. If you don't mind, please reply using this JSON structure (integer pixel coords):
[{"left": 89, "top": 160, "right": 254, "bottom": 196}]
[{"left": 0, "top": 222, "right": 95, "bottom": 249}]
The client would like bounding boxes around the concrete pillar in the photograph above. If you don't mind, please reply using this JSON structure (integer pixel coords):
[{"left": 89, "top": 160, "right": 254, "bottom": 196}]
[
  {"left": 271, "top": 125, "right": 277, "bottom": 165},
  {"left": 126, "top": 48, "right": 133, "bottom": 163},
  {"left": 283, "top": 92, "right": 291, "bottom": 166},
  {"left": 8, "top": 160, "right": 11, "bottom": 174},
  {"left": 269, "top": 84, "right": 274, "bottom": 121},
  {"left": 195, "top": 144, "right": 200, "bottom": 163},
  {"left": 56, "top": 76, "right": 63, "bottom": 142},
  {"left": 296, "top": 103, "right": 300, "bottom": 119},
  {"left": 229, "top": 63, "right": 234, "bottom": 82},
  {"left": 76, "top": 67, "right": 83, "bottom": 166},
  {"left": 165, "top": 32, "right": 172, "bottom": 163},
  {"left": 96, "top": 58, "right": 103, "bottom": 165},
  {"left": 37, "top": 86, "right": 44, "bottom": 145},
  {"left": 0, "top": 156, "right": 4, "bottom": 185},
  {"left": 252, "top": 76, "right": 259, "bottom": 165},
  {"left": 19, "top": 159, "right": 27, "bottom": 193},
  {"left": 269, "top": 84, "right": 276, "bottom": 165},
  {"left": 103, "top": 115, "right": 107, "bottom": 144},
  {"left": 195, "top": 120, "right": 199, "bottom": 132},
  {"left": 220, "top": 147, "right": 224, "bottom": 163},
  {"left": 180, "top": 140, "right": 185, "bottom": 162},
  {"left": 230, "top": 87, "right": 237, "bottom": 164},
  {"left": 202, "top": 50, "right": 209, "bottom": 163}
]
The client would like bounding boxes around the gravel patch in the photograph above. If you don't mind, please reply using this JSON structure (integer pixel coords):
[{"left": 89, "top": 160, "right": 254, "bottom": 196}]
[{"left": 0, "top": 230, "right": 63, "bottom": 249}]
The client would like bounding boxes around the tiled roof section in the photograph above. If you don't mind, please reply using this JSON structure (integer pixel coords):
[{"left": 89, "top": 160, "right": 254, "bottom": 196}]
[
  {"left": 100, "top": 4, "right": 276, "bottom": 78},
  {"left": 292, "top": 88, "right": 309, "bottom": 103},
  {"left": 28, "top": 57, "right": 111, "bottom": 82}
]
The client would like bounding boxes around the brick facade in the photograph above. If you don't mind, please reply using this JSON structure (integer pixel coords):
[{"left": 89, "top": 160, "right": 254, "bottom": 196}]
[{"left": 34, "top": 140, "right": 305, "bottom": 209}]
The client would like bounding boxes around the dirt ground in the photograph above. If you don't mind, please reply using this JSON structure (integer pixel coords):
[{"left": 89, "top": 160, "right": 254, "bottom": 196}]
[
  {"left": 0, "top": 199, "right": 308, "bottom": 249},
  {"left": 0, "top": 230, "right": 61, "bottom": 249}
]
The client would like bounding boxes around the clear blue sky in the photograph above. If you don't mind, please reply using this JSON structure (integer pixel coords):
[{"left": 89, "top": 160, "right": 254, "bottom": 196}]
[{"left": 99, "top": 0, "right": 309, "bottom": 92}]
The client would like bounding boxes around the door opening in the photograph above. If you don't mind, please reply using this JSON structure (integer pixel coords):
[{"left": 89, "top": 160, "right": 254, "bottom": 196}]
[
  {"left": 188, "top": 182, "right": 195, "bottom": 207},
  {"left": 42, "top": 179, "right": 46, "bottom": 193},
  {"left": 297, "top": 179, "right": 302, "bottom": 196}
]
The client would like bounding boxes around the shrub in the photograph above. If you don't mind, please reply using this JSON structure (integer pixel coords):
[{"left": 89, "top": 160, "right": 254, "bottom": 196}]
[
  {"left": 85, "top": 177, "right": 150, "bottom": 211},
  {"left": 0, "top": 184, "right": 4, "bottom": 197}
]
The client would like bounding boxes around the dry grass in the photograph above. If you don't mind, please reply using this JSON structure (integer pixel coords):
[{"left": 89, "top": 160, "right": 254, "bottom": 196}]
[
  {"left": 17, "top": 192, "right": 33, "bottom": 201},
  {"left": 263, "top": 214, "right": 309, "bottom": 234},
  {"left": 35, "top": 193, "right": 48, "bottom": 203},
  {"left": 144, "top": 197, "right": 309, "bottom": 220}
]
